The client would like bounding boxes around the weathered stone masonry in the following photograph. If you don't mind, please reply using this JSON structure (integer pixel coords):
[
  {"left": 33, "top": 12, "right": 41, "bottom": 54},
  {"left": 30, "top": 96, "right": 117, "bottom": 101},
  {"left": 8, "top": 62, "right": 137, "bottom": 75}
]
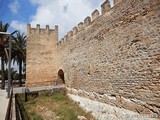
[{"left": 26, "top": 0, "right": 160, "bottom": 118}]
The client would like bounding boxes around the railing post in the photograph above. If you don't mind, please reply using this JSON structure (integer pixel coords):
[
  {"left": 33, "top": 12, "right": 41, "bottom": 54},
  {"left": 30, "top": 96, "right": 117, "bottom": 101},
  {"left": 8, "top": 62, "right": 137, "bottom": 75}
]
[
  {"left": 7, "top": 35, "right": 12, "bottom": 98},
  {"left": 25, "top": 88, "right": 28, "bottom": 102}
]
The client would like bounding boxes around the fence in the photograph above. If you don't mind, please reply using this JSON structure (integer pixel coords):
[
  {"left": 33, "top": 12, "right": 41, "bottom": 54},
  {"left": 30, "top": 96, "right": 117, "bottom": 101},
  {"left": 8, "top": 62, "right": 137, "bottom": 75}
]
[
  {"left": 15, "top": 94, "right": 29, "bottom": 120},
  {"left": 5, "top": 89, "right": 13, "bottom": 120}
]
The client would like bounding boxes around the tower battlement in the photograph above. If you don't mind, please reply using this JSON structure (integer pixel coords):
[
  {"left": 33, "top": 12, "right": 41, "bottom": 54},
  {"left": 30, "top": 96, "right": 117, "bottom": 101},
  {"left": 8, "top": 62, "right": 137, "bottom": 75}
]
[{"left": 27, "top": 24, "right": 58, "bottom": 36}]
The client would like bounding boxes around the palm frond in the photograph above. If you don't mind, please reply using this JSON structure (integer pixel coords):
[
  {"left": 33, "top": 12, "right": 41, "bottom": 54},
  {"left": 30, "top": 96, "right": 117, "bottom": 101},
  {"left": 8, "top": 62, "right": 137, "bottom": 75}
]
[{"left": 2, "top": 23, "right": 9, "bottom": 32}]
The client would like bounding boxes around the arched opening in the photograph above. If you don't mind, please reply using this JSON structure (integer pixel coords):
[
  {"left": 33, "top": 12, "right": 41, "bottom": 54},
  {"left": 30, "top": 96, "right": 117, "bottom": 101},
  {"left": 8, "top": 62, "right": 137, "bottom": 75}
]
[{"left": 58, "top": 69, "right": 65, "bottom": 84}]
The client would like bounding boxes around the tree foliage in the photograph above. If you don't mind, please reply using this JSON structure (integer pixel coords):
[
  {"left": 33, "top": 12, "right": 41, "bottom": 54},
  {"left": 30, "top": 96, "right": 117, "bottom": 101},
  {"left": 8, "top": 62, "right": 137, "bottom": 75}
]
[
  {"left": 12, "top": 31, "right": 26, "bottom": 86},
  {"left": 0, "top": 21, "right": 9, "bottom": 89}
]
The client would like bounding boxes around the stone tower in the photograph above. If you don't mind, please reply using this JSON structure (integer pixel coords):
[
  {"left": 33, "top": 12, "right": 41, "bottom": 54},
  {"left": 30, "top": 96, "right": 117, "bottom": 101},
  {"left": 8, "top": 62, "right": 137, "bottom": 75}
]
[{"left": 26, "top": 24, "right": 58, "bottom": 86}]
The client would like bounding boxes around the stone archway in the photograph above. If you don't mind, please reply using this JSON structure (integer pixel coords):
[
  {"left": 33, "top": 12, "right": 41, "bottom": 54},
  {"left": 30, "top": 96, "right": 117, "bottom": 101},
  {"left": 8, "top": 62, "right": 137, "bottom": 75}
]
[{"left": 58, "top": 69, "right": 65, "bottom": 84}]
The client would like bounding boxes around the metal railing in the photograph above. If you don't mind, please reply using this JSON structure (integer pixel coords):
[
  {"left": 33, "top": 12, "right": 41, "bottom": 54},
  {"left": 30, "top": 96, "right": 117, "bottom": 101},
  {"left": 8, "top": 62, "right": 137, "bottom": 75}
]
[
  {"left": 5, "top": 89, "right": 13, "bottom": 120},
  {"left": 15, "top": 94, "right": 29, "bottom": 120}
]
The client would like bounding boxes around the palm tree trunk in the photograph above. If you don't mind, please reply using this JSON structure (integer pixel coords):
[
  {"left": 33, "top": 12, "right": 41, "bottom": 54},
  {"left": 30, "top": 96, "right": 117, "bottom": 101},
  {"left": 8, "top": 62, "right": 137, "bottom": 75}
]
[
  {"left": 19, "top": 60, "right": 22, "bottom": 87},
  {"left": 1, "top": 57, "right": 5, "bottom": 89}
]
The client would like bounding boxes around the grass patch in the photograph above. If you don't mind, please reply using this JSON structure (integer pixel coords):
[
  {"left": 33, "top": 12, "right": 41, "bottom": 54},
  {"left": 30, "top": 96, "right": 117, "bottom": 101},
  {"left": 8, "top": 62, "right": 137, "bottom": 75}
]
[
  {"left": 30, "top": 111, "right": 43, "bottom": 120},
  {"left": 55, "top": 107, "right": 77, "bottom": 120},
  {"left": 19, "top": 90, "right": 95, "bottom": 120},
  {"left": 51, "top": 92, "right": 66, "bottom": 102}
]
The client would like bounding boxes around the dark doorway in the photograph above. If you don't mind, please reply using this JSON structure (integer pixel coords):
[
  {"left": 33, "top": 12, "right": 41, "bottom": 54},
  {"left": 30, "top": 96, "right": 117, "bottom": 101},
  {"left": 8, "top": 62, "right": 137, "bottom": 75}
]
[{"left": 58, "top": 69, "right": 65, "bottom": 84}]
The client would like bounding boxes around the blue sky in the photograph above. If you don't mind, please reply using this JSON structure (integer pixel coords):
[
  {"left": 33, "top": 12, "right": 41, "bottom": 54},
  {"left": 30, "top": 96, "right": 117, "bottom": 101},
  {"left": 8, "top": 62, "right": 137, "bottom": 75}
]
[
  {"left": 0, "top": 0, "right": 114, "bottom": 70},
  {"left": 0, "top": 0, "right": 37, "bottom": 32},
  {"left": 0, "top": 0, "right": 36, "bottom": 21},
  {"left": 0, "top": 0, "right": 113, "bottom": 39}
]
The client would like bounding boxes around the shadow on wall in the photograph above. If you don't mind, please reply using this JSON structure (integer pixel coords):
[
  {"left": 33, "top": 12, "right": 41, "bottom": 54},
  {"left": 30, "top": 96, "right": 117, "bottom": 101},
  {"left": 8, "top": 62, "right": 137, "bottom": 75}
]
[{"left": 58, "top": 69, "right": 65, "bottom": 84}]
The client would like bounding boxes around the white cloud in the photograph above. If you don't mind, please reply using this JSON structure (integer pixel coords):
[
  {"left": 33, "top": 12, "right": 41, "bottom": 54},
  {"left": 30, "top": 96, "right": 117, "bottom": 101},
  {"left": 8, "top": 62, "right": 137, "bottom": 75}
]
[
  {"left": 29, "top": 0, "right": 113, "bottom": 39},
  {"left": 10, "top": 20, "right": 26, "bottom": 33},
  {"left": 8, "top": 0, "right": 20, "bottom": 14}
]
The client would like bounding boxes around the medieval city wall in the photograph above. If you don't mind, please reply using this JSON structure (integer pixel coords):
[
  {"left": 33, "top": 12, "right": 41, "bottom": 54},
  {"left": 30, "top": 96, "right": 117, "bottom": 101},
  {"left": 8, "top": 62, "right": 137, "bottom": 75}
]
[
  {"left": 26, "top": 0, "right": 160, "bottom": 117},
  {"left": 56, "top": 0, "right": 160, "bottom": 117}
]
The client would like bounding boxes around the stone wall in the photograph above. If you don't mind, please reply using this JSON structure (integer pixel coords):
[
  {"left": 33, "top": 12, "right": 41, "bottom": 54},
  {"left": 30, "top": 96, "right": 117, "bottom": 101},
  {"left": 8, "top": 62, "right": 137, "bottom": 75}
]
[
  {"left": 26, "top": 0, "right": 160, "bottom": 117},
  {"left": 56, "top": 0, "right": 160, "bottom": 117}
]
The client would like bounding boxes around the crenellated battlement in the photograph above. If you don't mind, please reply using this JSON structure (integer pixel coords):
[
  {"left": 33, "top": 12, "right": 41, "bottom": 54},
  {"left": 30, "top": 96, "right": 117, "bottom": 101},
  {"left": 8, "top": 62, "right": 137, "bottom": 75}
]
[
  {"left": 101, "top": 0, "right": 111, "bottom": 15},
  {"left": 64, "top": 35, "right": 67, "bottom": 41},
  {"left": 67, "top": 31, "right": 73, "bottom": 38},
  {"left": 92, "top": 10, "right": 100, "bottom": 21},
  {"left": 84, "top": 16, "right": 91, "bottom": 27},
  {"left": 78, "top": 22, "right": 83, "bottom": 31},
  {"left": 57, "top": 0, "right": 119, "bottom": 46},
  {"left": 27, "top": 24, "right": 58, "bottom": 36},
  {"left": 73, "top": 27, "right": 78, "bottom": 35}
]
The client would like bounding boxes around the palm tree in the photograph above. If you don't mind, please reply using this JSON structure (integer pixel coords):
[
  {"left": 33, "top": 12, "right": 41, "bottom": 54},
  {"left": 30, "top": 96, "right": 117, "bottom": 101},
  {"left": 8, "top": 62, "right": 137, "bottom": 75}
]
[
  {"left": 0, "top": 21, "right": 9, "bottom": 89},
  {"left": 12, "top": 31, "right": 26, "bottom": 86}
]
